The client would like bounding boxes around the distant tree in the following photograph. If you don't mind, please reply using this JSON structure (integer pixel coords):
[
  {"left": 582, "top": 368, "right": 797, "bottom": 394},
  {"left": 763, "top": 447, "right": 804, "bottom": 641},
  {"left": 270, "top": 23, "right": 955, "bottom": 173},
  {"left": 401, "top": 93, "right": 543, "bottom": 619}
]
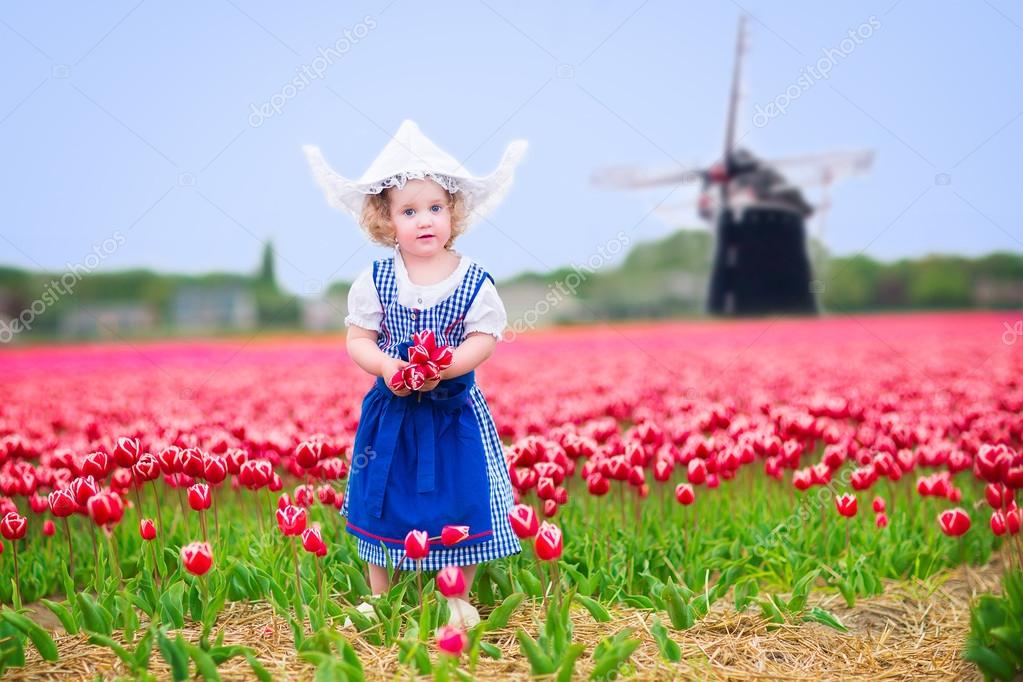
[{"left": 257, "top": 242, "right": 278, "bottom": 292}]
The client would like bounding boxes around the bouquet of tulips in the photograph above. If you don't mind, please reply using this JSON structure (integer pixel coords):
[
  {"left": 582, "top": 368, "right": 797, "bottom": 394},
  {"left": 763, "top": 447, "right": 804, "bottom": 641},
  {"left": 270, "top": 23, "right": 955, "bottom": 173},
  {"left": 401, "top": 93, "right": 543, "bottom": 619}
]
[{"left": 388, "top": 329, "right": 454, "bottom": 392}]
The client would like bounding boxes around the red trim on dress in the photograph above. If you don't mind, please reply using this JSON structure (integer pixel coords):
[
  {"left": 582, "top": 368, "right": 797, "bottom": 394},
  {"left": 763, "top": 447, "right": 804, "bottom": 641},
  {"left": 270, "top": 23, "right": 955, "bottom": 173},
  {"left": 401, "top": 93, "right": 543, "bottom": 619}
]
[{"left": 346, "top": 520, "right": 493, "bottom": 545}]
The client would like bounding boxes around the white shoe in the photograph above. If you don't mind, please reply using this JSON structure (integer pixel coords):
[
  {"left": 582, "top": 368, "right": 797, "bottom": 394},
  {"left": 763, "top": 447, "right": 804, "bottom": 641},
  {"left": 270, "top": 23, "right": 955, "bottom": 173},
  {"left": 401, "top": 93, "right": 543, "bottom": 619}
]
[
  {"left": 446, "top": 597, "right": 481, "bottom": 629},
  {"left": 343, "top": 599, "right": 379, "bottom": 628}
]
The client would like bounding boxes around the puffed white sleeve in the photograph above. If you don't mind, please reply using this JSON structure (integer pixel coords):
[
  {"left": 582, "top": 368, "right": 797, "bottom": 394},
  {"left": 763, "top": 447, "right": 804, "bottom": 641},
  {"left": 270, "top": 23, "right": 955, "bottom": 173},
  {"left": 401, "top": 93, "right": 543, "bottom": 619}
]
[
  {"left": 344, "top": 266, "right": 383, "bottom": 332},
  {"left": 463, "top": 278, "right": 509, "bottom": 342}
]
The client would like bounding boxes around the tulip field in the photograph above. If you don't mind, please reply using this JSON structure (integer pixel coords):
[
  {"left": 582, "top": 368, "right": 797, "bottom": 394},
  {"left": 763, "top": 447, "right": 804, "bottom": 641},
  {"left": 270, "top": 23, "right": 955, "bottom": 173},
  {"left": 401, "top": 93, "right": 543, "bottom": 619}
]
[{"left": 1, "top": 310, "right": 1022, "bottom": 680}]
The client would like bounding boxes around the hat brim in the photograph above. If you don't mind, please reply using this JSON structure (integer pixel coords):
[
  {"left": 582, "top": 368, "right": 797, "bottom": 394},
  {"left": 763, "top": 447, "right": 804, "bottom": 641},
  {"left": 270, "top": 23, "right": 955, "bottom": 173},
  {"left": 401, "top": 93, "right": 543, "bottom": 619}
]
[{"left": 303, "top": 140, "right": 528, "bottom": 230}]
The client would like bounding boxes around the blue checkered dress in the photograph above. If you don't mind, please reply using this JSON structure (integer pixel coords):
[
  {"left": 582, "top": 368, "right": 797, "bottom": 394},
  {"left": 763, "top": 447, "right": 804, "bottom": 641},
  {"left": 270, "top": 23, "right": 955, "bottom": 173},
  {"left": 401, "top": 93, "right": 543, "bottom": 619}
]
[{"left": 341, "top": 255, "right": 521, "bottom": 570}]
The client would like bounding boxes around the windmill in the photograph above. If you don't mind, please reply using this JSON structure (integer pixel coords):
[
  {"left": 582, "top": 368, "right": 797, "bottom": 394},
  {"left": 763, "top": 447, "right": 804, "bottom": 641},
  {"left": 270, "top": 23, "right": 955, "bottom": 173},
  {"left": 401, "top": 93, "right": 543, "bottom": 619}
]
[{"left": 591, "top": 15, "right": 874, "bottom": 316}]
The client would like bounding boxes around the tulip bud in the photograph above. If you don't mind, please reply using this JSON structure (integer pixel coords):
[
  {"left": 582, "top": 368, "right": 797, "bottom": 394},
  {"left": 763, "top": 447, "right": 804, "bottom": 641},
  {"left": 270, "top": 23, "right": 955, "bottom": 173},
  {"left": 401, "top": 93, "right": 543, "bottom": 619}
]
[
  {"left": 441, "top": 525, "right": 469, "bottom": 546},
  {"left": 436, "top": 565, "right": 466, "bottom": 597},
  {"left": 534, "top": 521, "right": 563, "bottom": 561},
  {"left": 181, "top": 541, "right": 213, "bottom": 576},
  {"left": 436, "top": 625, "right": 467, "bottom": 657},
  {"left": 404, "top": 529, "right": 430, "bottom": 560},
  {"left": 187, "top": 483, "right": 212, "bottom": 511},
  {"left": 508, "top": 504, "right": 539, "bottom": 539},
  {"left": 938, "top": 507, "right": 971, "bottom": 537},
  {"left": 140, "top": 518, "right": 157, "bottom": 540}
]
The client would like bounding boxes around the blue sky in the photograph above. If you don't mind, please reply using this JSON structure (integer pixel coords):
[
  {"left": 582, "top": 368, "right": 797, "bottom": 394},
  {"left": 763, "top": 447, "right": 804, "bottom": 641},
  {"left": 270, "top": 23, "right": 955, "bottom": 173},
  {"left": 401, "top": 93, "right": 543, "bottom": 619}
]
[{"left": 1, "top": 1, "right": 1021, "bottom": 295}]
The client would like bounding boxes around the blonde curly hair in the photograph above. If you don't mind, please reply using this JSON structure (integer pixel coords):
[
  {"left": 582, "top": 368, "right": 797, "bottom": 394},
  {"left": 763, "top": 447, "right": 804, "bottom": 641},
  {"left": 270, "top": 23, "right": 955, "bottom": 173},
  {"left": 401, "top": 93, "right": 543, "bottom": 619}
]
[{"left": 359, "top": 185, "right": 468, "bottom": 250}]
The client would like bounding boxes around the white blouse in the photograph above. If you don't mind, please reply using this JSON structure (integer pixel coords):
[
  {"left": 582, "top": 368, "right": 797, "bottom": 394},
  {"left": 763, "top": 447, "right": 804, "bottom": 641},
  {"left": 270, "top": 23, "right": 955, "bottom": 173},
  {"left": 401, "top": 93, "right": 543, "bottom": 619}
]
[{"left": 344, "top": 245, "right": 509, "bottom": 342}]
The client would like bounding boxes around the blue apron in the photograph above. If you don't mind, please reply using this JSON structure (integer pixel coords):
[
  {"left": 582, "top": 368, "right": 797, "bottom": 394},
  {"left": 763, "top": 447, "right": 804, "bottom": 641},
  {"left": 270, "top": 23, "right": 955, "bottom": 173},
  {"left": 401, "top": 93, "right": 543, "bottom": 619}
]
[{"left": 345, "top": 367, "right": 493, "bottom": 549}]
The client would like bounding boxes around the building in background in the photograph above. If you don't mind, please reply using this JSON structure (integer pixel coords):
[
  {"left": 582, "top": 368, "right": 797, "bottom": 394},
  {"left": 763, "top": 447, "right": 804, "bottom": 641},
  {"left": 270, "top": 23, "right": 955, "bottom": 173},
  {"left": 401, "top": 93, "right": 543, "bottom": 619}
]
[
  {"left": 59, "top": 303, "right": 157, "bottom": 339},
  {"left": 172, "top": 284, "right": 257, "bottom": 332}
]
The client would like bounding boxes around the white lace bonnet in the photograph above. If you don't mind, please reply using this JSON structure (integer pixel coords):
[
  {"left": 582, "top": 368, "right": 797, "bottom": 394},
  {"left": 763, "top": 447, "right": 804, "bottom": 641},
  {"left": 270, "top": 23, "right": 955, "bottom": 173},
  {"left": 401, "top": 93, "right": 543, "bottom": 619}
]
[{"left": 303, "top": 119, "right": 528, "bottom": 231}]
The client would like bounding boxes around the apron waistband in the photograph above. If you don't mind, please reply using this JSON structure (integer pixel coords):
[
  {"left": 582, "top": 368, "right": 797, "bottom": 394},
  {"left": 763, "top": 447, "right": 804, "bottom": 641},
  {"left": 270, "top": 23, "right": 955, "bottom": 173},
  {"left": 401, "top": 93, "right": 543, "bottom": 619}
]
[{"left": 363, "top": 370, "right": 475, "bottom": 519}]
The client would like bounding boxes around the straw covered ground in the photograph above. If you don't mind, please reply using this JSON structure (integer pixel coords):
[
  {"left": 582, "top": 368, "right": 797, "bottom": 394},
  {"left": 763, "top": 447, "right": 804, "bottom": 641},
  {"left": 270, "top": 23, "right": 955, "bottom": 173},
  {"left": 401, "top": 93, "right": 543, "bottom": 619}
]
[{"left": 11, "top": 556, "right": 1005, "bottom": 681}]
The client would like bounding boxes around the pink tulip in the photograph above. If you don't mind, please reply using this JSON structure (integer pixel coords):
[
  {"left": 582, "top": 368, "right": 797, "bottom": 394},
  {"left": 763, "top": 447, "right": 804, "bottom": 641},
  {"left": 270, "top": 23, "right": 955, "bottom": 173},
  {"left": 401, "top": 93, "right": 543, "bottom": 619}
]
[
  {"left": 187, "top": 483, "right": 212, "bottom": 511},
  {"left": 508, "top": 504, "right": 539, "bottom": 539},
  {"left": 835, "top": 493, "right": 857, "bottom": 518},
  {"left": 534, "top": 521, "right": 563, "bottom": 561},
  {"left": 404, "top": 529, "right": 430, "bottom": 560},
  {"left": 436, "top": 625, "right": 467, "bottom": 656},
  {"left": 276, "top": 505, "right": 307, "bottom": 536},
  {"left": 436, "top": 565, "right": 466, "bottom": 597},
  {"left": 441, "top": 525, "right": 469, "bottom": 546},
  {"left": 938, "top": 507, "right": 971, "bottom": 537},
  {"left": 181, "top": 541, "right": 213, "bottom": 576},
  {"left": 301, "top": 524, "right": 327, "bottom": 556}
]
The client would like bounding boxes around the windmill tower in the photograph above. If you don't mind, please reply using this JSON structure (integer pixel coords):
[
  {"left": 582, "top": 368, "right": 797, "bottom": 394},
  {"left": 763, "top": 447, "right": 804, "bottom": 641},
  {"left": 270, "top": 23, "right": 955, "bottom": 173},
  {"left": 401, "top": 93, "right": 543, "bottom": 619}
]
[{"left": 591, "top": 16, "right": 874, "bottom": 316}]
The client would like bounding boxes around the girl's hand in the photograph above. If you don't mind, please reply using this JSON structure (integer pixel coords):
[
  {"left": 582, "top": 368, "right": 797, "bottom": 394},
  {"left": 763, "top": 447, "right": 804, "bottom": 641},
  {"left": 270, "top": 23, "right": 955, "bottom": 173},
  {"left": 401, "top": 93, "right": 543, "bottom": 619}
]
[
  {"left": 379, "top": 356, "right": 412, "bottom": 397},
  {"left": 419, "top": 375, "right": 441, "bottom": 393}
]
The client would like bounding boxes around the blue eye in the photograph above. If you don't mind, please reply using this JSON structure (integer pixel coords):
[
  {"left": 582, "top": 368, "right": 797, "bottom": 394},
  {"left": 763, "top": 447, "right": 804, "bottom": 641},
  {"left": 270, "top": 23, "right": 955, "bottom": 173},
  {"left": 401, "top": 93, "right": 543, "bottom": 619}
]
[
  {"left": 403, "top": 208, "right": 415, "bottom": 217},
  {"left": 431, "top": 205, "right": 442, "bottom": 213}
]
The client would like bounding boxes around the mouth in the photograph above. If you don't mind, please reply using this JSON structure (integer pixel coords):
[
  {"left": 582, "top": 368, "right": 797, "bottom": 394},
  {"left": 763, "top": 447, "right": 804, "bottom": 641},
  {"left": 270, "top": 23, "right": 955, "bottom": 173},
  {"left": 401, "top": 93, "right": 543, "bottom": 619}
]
[{"left": 417, "top": 235, "right": 435, "bottom": 240}]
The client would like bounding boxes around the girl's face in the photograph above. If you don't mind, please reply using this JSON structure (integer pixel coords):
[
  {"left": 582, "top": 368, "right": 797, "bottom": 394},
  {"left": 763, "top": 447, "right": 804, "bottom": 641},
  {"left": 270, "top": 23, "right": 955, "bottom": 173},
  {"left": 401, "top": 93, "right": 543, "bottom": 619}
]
[{"left": 387, "top": 178, "right": 453, "bottom": 258}]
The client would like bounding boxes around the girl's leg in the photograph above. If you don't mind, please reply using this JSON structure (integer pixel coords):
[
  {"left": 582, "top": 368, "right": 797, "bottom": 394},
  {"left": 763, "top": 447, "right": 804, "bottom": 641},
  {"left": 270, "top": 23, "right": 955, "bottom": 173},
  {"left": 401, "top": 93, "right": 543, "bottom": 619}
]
[
  {"left": 367, "top": 563, "right": 391, "bottom": 595},
  {"left": 458, "top": 564, "right": 478, "bottom": 599}
]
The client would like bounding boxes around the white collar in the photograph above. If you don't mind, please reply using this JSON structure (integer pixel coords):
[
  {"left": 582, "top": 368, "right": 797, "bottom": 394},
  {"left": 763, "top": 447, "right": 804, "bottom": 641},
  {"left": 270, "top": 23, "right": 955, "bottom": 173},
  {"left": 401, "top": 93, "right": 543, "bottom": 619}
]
[{"left": 393, "top": 243, "right": 470, "bottom": 289}]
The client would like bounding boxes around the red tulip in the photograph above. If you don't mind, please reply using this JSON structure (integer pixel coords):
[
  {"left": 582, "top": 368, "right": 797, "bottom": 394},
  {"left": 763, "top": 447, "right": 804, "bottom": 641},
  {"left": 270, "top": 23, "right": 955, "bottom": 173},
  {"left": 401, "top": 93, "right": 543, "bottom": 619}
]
[
  {"left": 586, "top": 473, "right": 610, "bottom": 496},
  {"left": 534, "top": 521, "right": 563, "bottom": 561},
  {"left": 1, "top": 512, "right": 27, "bottom": 540},
  {"left": 47, "top": 489, "right": 76, "bottom": 518},
  {"left": 317, "top": 485, "right": 336, "bottom": 506},
  {"left": 542, "top": 499, "right": 558, "bottom": 517},
  {"left": 70, "top": 475, "right": 100, "bottom": 505},
  {"left": 404, "top": 529, "right": 430, "bottom": 560},
  {"left": 835, "top": 493, "right": 857, "bottom": 518},
  {"left": 86, "top": 491, "right": 124, "bottom": 526},
  {"left": 687, "top": 459, "right": 707, "bottom": 485},
  {"left": 133, "top": 453, "right": 161, "bottom": 482},
  {"left": 436, "top": 565, "right": 466, "bottom": 597},
  {"left": 441, "top": 525, "right": 469, "bottom": 546},
  {"left": 674, "top": 483, "right": 695, "bottom": 505},
  {"left": 140, "top": 518, "right": 157, "bottom": 540},
  {"left": 1004, "top": 507, "right": 1021, "bottom": 535},
  {"left": 985, "top": 483, "right": 1012, "bottom": 510},
  {"left": 187, "top": 483, "right": 212, "bottom": 511},
  {"left": 202, "top": 455, "right": 228, "bottom": 484},
  {"left": 872, "top": 496, "right": 886, "bottom": 514},
  {"left": 82, "top": 451, "right": 112, "bottom": 478},
  {"left": 536, "top": 476, "right": 556, "bottom": 500},
  {"left": 177, "top": 448, "right": 205, "bottom": 478},
  {"left": 875, "top": 513, "right": 889, "bottom": 528},
  {"left": 436, "top": 624, "right": 467, "bottom": 656},
  {"left": 181, "top": 541, "right": 213, "bottom": 576},
  {"left": 938, "top": 507, "right": 971, "bottom": 536},
  {"left": 42, "top": 520, "right": 55, "bottom": 536},
  {"left": 294, "top": 484, "right": 314, "bottom": 508},
  {"left": 113, "top": 437, "right": 141, "bottom": 467},
  {"left": 401, "top": 365, "right": 426, "bottom": 391},
  {"left": 301, "top": 524, "right": 327, "bottom": 556},
  {"left": 508, "top": 504, "right": 539, "bottom": 539},
  {"left": 275, "top": 505, "right": 307, "bottom": 536},
  {"left": 991, "top": 511, "right": 1007, "bottom": 536},
  {"left": 295, "top": 441, "right": 323, "bottom": 469},
  {"left": 29, "top": 492, "right": 48, "bottom": 514}
]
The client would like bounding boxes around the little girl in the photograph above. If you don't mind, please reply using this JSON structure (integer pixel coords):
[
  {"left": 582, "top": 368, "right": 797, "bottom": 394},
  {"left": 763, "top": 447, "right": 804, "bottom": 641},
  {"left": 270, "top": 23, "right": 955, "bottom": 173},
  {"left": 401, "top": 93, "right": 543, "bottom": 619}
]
[{"left": 303, "top": 120, "right": 527, "bottom": 628}]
